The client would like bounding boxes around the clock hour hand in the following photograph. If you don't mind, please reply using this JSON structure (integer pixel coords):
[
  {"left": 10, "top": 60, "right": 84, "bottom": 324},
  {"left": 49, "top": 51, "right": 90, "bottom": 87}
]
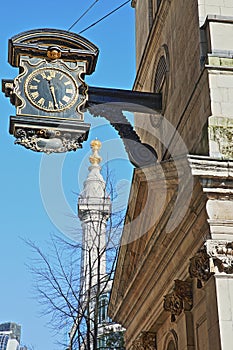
[{"left": 48, "top": 80, "right": 59, "bottom": 109}]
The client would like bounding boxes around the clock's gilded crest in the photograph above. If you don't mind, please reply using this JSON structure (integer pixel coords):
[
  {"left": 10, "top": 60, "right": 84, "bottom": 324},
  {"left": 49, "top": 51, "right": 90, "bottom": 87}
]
[{"left": 2, "top": 28, "right": 99, "bottom": 154}]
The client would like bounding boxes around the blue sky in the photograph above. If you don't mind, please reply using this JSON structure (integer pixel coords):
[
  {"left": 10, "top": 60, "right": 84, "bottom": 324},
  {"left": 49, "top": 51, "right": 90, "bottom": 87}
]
[{"left": 0, "top": 1, "right": 135, "bottom": 349}]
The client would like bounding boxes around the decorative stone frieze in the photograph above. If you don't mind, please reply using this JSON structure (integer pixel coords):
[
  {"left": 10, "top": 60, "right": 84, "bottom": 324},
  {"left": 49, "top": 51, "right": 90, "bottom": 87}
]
[
  {"left": 208, "top": 56, "right": 233, "bottom": 67},
  {"left": 206, "top": 240, "right": 233, "bottom": 274},
  {"left": 163, "top": 280, "right": 193, "bottom": 322},
  {"left": 208, "top": 116, "right": 233, "bottom": 160},
  {"left": 189, "top": 248, "right": 214, "bottom": 288},
  {"left": 164, "top": 292, "right": 183, "bottom": 322},
  {"left": 131, "top": 332, "right": 156, "bottom": 350},
  {"left": 174, "top": 280, "right": 193, "bottom": 308},
  {"left": 13, "top": 127, "right": 86, "bottom": 153}
]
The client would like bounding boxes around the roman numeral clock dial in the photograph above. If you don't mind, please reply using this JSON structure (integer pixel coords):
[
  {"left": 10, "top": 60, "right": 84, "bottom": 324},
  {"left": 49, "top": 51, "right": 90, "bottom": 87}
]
[{"left": 25, "top": 68, "right": 79, "bottom": 112}]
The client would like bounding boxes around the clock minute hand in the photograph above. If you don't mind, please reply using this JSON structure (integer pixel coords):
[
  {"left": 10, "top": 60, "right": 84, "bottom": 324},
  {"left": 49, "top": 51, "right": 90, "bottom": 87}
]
[{"left": 49, "top": 83, "right": 59, "bottom": 109}]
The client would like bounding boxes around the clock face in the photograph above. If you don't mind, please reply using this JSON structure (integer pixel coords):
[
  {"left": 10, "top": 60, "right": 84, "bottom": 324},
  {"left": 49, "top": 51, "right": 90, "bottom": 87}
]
[{"left": 24, "top": 67, "right": 79, "bottom": 112}]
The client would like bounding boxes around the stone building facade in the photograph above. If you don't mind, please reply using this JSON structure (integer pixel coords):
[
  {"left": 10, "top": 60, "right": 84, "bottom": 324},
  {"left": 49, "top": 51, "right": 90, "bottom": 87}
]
[{"left": 109, "top": 1, "right": 233, "bottom": 350}]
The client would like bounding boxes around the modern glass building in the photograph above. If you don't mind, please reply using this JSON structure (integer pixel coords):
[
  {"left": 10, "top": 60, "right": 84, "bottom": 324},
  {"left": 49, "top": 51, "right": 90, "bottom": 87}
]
[
  {"left": 0, "top": 323, "right": 22, "bottom": 350},
  {"left": 0, "top": 334, "right": 19, "bottom": 350}
]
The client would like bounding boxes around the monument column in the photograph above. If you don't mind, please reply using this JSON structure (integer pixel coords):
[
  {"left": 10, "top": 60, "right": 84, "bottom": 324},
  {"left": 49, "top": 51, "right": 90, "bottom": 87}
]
[{"left": 78, "top": 139, "right": 111, "bottom": 297}]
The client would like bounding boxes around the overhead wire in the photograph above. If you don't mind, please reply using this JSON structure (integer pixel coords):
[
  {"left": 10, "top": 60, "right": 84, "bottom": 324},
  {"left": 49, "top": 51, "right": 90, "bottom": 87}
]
[
  {"left": 78, "top": 0, "right": 131, "bottom": 35},
  {"left": 68, "top": 0, "right": 100, "bottom": 32}
]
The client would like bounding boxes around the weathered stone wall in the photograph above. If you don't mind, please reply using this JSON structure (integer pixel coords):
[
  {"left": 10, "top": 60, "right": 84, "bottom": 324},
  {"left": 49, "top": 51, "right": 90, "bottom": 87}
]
[
  {"left": 133, "top": 0, "right": 211, "bottom": 161},
  {"left": 133, "top": 1, "right": 233, "bottom": 160},
  {"left": 198, "top": 0, "right": 233, "bottom": 26},
  {"left": 205, "top": 17, "right": 233, "bottom": 159},
  {"left": 132, "top": 0, "right": 152, "bottom": 69},
  {"left": 109, "top": 2, "right": 233, "bottom": 350}
]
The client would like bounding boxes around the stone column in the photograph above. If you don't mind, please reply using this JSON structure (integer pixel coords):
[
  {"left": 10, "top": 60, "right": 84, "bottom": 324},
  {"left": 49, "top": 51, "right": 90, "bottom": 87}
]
[
  {"left": 189, "top": 156, "right": 233, "bottom": 350},
  {"left": 78, "top": 139, "right": 111, "bottom": 296}
]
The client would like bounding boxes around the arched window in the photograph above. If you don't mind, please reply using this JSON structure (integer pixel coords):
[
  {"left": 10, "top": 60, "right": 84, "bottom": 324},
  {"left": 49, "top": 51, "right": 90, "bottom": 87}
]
[
  {"left": 153, "top": 44, "right": 170, "bottom": 113},
  {"left": 163, "top": 330, "right": 178, "bottom": 350},
  {"left": 98, "top": 293, "right": 110, "bottom": 324},
  {"left": 167, "top": 340, "right": 176, "bottom": 350},
  {"left": 154, "top": 55, "right": 167, "bottom": 93}
]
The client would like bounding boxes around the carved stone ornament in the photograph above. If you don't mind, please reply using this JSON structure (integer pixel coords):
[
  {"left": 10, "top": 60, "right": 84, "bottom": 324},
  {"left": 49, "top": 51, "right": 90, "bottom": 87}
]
[
  {"left": 164, "top": 292, "right": 183, "bottom": 322},
  {"left": 189, "top": 248, "right": 214, "bottom": 288},
  {"left": 163, "top": 280, "right": 193, "bottom": 322},
  {"left": 132, "top": 332, "right": 156, "bottom": 350},
  {"left": 14, "top": 127, "right": 87, "bottom": 154},
  {"left": 206, "top": 240, "right": 233, "bottom": 274},
  {"left": 208, "top": 116, "right": 233, "bottom": 159}
]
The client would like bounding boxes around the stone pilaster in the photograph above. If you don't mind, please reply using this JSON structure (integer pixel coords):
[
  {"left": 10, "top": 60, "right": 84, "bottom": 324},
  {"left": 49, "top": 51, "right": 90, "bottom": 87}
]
[
  {"left": 188, "top": 156, "right": 233, "bottom": 240},
  {"left": 189, "top": 155, "right": 233, "bottom": 350}
]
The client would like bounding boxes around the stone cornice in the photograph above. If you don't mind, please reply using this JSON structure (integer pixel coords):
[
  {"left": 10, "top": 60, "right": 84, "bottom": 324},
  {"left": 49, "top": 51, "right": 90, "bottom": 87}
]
[
  {"left": 188, "top": 156, "right": 233, "bottom": 241},
  {"left": 188, "top": 155, "right": 233, "bottom": 179},
  {"left": 188, "top": 156, "right": 233, "bottom": 200},
  {"left": 202, "top": 14, "right": 233, "bottom": 28}
]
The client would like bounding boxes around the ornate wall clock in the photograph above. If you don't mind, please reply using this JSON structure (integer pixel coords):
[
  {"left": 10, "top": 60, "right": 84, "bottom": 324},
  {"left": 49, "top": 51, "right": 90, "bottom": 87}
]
[
  {"left": 3, "top": 28, "right": 160, "bottom": 166},
  {"left": 2, "top": 28, "right": 99, "bottom": 153}
]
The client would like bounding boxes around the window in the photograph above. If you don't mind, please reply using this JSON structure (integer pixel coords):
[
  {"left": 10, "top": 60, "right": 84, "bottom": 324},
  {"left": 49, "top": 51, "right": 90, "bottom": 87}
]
[
  {"left": 98, "top": 335, "right": 107, "bottom": 349},
  {"left": 152, "top": 44, "right": 170, "bottom": 113},
  {"left": 167, "top": 340, "right": 176, "bottom": 350},
  {"left": 98, "top": 294, "right": 109, "bottom": 324},
  {"left": 154, "top": 55, "right": 167, "bottom": 93},
  {"left": 0, "top": 335, "right": 9, "bottom": 350}
]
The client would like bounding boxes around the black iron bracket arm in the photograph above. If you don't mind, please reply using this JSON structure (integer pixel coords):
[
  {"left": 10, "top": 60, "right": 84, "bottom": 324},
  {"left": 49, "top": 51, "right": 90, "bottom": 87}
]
[
  {"left": 3, "top": 80, "right": 161, "bottom": 167},
  {"left": 86, "top": 86, "right": 161, "bottom": 168},
  {"left": 88, "top": 102, "right": 158, "bottom": 168},
  {"left": 87, "top": 86, "right": 162, "bottom": 113}
]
